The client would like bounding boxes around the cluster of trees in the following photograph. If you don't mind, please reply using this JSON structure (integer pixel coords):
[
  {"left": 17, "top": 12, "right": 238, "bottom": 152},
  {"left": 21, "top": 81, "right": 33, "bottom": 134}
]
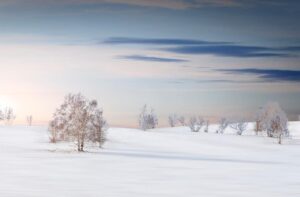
[
  {"left": 138, "top": 105, "right": 158, "bottom": 130},
  {"left": 167, "top": 114, "right": 242, "bottom": 135},
  {"left": 48, "top": 93, "right": 107, "bottom": 151},
  {"left": 47, "top": 98, "right": 289, "bottom": 151},
  {"left": 0, "top": 107, "right": 16, "bottom": 124},
  {"left": 229, "top": 118, "right": 248, "bottom": 135},
  {"left": 215, "top": 117, "right": 248, "bottom": 135},
  {"left": 0, "top": 107, "right": 32, "bottom": 126},
  {"left": 168, "top": 114, "right": 186, "bottom": 127},
  {"left": 138, "top": 102, "right": 288, "bottom": 144}
]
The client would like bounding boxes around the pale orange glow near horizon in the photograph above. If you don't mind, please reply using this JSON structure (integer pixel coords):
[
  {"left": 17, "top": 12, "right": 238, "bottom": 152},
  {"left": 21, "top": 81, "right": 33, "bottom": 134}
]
[{"left": 0, "top": 42, "right": 299, "bottom": 127}]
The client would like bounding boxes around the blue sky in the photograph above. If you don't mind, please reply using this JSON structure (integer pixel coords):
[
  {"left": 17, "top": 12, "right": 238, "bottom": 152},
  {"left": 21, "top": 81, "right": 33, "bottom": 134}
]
[{"left": 0, "top": 0, "right": 299, "bottom": 126}]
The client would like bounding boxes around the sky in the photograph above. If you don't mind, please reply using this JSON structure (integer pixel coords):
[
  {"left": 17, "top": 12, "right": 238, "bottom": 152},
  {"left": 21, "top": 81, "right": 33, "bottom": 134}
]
[{"left": 0, "top": 0, "right": 299, "bottom": 126}]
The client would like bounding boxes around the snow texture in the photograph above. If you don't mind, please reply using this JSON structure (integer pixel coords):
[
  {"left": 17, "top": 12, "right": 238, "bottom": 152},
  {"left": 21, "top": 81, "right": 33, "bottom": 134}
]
[{"left": 0, "top": 122, "right": 300, "bottom": 197}]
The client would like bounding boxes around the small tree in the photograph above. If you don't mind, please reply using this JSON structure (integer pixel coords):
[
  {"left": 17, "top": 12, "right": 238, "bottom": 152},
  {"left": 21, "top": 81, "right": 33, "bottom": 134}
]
[
  {"left": 177, "top": 115, "right": 186, "bottom": 126},
  {"left": 216, "top": 117, "right": 229, "bottom": 134},
  {"left": 267, "top": 112, "right": 288, "bottom": 144},
  {"left": 188, "top": 116, "right": 204, "bottom": 132},
  {"left": 49, "top": 117, "right": 64, "bottom": 143},
  {"left": 138, "top": 105, "right": 158, "bottom": 130},
  {"left": 168, "top": 114, "right": 177, "bottom": 127},
  {"left": 49, "top": 93, "right": 107, "bottom": 151},
  {"left": 27, "top": 115, "right": 33, "bottom": 126},
  {"left": 254, "top": 102, "right": 289, "bottom": 144},
  {"left": 2, "top": 107, "right": 16, "bottom": 125},
  {"left": 89, "top": 106, "right": 108, "bottom": 148},
  {"left": 261, "top": 102, "right": 289, "bottom": 137},
  {"left": 230, "top": 119, "right": 248, "bottom": 135},
  {"left": 254, "top": 107, "right": 264, "bottom": 135},
  {"left": 262, "top": 102, "right": 289, "bottom": 144}
]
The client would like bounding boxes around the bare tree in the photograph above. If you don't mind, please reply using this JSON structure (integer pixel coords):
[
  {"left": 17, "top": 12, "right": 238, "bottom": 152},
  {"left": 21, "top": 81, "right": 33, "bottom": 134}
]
[
  {"left": 260, "top": 102, "right": 288, "bottom": 144},
  {"left": 177, "top": 115, "right": 186, "bottom": 126},
  {"left": 89, "top": 106, "right": 108, "bottom": 148},
  {"left": 3, "top": 107, "right": 16, "bottom": 125},
  {"left": 27, "top": 115, "right": 33, "bottom": 126},
  {"left": 267, "top": 112, "right": 288, "bottom": 144},
  {"left": 253, "top": 102, "right": 289, "bottom": 144},
  {"left": 138, "top": 105, "right": 158, "bottom": 130},
  {"left": 230, "top": 119, "right": 248, "bottom": 135},
  {"left": 49, "top": 101, "right": 72, "bottom": 143},
  {"left": 261, "top": 102, "right": 289, "bottom": 138},
  {"left": 48, "top": 117, "right": 64, "bottom": 143},
  {"left": 254, "top": 107, "right": 264, "bottom": 135},
  {"left": 216, "top": 117, "right": 229, "bottom": 134},
  {"left": 188, "top": 116, "right": 204, "bottom": 132},
  {"left": 48, "top": 93, "right": 107, "bottom": 151},
  {"left": 168, "top": 114, "right": 177, "bottom": 127}
]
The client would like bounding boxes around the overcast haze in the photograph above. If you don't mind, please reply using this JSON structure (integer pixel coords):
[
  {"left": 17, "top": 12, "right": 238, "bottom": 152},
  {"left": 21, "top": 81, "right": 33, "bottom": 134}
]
[{"left": 0, "top": 0, "right": 299, "bottom": 126}]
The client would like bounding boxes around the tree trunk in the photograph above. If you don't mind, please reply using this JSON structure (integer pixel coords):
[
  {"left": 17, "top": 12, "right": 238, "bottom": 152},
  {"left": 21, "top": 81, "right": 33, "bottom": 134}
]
[
  {"left": 80, "top": 143, "right": 84, "bottom": 151},
  {"left": 278, "top": 134, "right": 282, "bottom": 144},
  {"left": 80, "top": 137, "right": 84, "bottom": 151},
  {"left": 77, "top": 136, "right": 81, "bottom": 151},
  {"left": 99, "top": 134, "right": 102, "bottom": 148}
]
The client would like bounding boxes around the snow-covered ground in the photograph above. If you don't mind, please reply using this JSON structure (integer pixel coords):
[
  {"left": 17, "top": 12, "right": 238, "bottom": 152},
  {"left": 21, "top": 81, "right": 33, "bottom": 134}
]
[{"left": 0, "top": 122, "right": 300, "bottom": 197}]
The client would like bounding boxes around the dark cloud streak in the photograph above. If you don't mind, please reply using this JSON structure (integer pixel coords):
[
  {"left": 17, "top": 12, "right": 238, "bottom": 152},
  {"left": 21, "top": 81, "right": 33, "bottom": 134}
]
[
  {"left": 105, "top": 37, "right": 300, "bottom": 58},
  {"left": 119, "top": 55, "right": 188, "bottom": 63},
  {"left": 103, "top": 37, "right": 230, "bottom": 45},
  {"left": 166, "top": 45, "right": 291, "bottom": 58},
  {"left": 217, "top": 68, "right": 300, "bottom": 82}
]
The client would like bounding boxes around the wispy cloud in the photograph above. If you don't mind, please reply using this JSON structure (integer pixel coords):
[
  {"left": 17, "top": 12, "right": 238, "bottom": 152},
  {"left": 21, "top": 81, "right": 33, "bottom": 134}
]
[
  {"left": 279, "top": 46, "right": 300, "bottom": 52},
  {"left": 0, "top": 0, "right": 272, "bottom": 10},
  {"left": 166, "top": 45, "right": 291, "bottom": 58},
  {"left": 119, "top": 55, "right": 188, "bottom": 62},
  {"left": 103, "top": 37, "right": 229, "bottom": 45},
  {"left": 217, "top": 68, "right": 300, "bottom": 82},
  {"left": 105, "top": 37, "right": 300, "bottom": 58},
  {"left": 168, "top": 78, "right": 262, "bottom": 84},
  {"left": 0, "top": 0, "right": 191, "bottom": 9}
]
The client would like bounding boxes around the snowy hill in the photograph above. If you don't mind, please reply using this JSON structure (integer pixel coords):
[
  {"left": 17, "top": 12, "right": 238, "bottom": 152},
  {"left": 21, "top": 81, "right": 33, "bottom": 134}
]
[{"left": 0, "top": 122, "right": 300, "bottom": 197}]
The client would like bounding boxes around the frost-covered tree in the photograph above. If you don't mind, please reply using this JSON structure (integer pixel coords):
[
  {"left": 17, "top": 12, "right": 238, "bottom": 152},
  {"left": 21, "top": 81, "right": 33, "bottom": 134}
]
[
  {"left": 168, "top": 114, "right": 177, "bottom": 127},
  {"left": 48, "top": 93, "right": 107, "bottom": 151},
  {"left": 89, "top": 106, "right": 107, "bottom": 148},
  {"left": 204, "top": 120, "right": 209, "bottom": 133},
  {"left": 49, "top": 117, "right": 64, "bottom": 143},
  {"left": 138, "top": 105, "right": 158, "bottom": 130},
  {"left": 188, "top": 116, "right": 204, "bottom": 132},
  {"left": 268, "top": 112, "right": 288, "bottom": 144},
  {"left": 177, "top": 115, "right": 186, "bottom": 126},
  {"left": 27, "top": 115, "right": 33, "bottom": 126},
  {"left": 216, "top": 117, "right": 229, "bottom": 134},
  {"left": 259, "top": 102, "right": 288, "bottom": 144},
  {"left": 2, "top": 107, "right": 16, "bottom": 124},
  {"left": 261, "top": 102, "right": 289, "bottom": 139},
  {"left": 230, "top": 119, "right": 248, "bottom": 135}
]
